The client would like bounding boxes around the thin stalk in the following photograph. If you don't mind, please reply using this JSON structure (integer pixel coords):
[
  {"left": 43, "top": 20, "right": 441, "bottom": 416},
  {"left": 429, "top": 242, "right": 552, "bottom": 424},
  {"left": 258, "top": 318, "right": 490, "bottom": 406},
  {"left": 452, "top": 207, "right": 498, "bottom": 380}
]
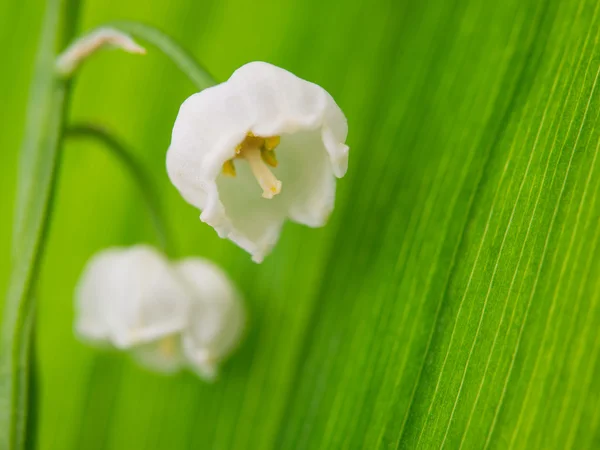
[
  {"left": 0, "top": 0, "right": 81, "bottom": 447},
  {"left": 66, "top": 123, "right": 175, "bottom": 257},
  {"left": 109, "top": 21, "right": 217, "bottom": 90}
]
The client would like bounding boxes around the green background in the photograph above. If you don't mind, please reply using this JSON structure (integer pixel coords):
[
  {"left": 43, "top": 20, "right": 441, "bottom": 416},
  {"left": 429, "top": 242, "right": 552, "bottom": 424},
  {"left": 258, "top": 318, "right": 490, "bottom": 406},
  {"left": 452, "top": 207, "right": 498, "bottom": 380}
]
[{"left": 2, "top": 0, "right": 600, "bottom": 448}]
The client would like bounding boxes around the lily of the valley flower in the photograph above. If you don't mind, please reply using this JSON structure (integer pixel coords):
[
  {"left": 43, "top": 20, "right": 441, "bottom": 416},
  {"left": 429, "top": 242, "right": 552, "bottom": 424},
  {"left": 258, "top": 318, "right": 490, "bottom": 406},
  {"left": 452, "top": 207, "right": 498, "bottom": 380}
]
[
  {"left": 75, "top": 245, "right": 245, "bottom": 379},
  {"left": 167, "top": 62, "right": 349, "bottom": 263}
]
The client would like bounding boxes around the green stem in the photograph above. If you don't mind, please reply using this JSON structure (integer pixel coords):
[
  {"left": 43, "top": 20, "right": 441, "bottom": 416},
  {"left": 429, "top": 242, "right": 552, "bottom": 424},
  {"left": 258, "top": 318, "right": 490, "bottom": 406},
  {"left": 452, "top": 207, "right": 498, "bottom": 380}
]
[
  {"left": 109, "top": 21, "right": 217, "bottom": 90},
  {"left": 66, "top": 124, "right": 175, "bottom": 257},
  {"left": 0, "top": 0, "right": 81, "bottom": 448},
  {"left": 23, "top": 309, "right": 37, "bottom": 450}
]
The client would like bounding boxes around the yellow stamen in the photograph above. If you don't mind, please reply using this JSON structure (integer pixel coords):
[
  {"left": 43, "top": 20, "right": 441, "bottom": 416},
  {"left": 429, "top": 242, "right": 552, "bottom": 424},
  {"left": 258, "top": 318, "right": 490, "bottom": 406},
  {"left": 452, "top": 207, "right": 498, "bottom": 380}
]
[
  {"left": 263, "top": 136, "right": 280, "bottom": 151},
  {"left": 222, "top": 159, "right": 236, "bottom": 176},
  {"left": 261, "top": 149, "right": 278, "bottom": 167},
  {"left": 222, "top": 132, "right": 283, "bottom": 199}
]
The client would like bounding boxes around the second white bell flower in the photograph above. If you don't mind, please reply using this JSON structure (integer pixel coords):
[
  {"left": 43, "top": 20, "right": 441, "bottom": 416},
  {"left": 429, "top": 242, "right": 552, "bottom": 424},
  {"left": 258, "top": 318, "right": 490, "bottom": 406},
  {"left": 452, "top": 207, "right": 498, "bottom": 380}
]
[
  {"left": 75, "top": 245, "right": 245, "bottom": 379},
  {"left": 167, "top": 62, "right": 349, "bottom": 263}
]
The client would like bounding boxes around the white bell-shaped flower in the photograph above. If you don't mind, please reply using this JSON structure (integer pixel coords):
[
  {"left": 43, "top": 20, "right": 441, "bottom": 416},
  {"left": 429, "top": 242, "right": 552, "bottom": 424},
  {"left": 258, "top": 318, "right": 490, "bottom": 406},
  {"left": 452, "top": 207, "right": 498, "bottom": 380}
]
[
  {"left": 75, "top": 245, "right": 245, "bottom": 379},
  {"left": 167, "top": 61, "right": 349, "bottom": 262}
]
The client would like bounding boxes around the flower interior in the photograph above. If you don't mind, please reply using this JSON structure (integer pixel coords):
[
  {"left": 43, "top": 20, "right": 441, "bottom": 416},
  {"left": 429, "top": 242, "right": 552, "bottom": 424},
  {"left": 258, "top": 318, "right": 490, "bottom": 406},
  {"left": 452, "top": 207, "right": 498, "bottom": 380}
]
[
  {"left": 222, "top": 132, "right": 282, "bottom": 199},
  {"left": 158, "top": 335, "right": 178, "bottom": 357}
]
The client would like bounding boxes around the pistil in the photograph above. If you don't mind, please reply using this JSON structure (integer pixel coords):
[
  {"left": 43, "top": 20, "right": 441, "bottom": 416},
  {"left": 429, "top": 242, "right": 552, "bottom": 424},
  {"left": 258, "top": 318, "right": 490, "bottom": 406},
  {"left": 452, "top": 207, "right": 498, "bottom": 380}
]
[{"left": 244, "top": 147, "right": 282, "bottom": 199}]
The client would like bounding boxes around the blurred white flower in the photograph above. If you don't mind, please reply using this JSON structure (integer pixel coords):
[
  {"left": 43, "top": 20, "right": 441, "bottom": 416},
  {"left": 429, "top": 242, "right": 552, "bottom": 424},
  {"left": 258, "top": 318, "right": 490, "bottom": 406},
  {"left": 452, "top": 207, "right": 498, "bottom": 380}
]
[
  {"left": 75, "top": 245, "right": 245, "bottom": 379},
  {"left": 167, "top": 61, "right": 349, "bottom": 263}
]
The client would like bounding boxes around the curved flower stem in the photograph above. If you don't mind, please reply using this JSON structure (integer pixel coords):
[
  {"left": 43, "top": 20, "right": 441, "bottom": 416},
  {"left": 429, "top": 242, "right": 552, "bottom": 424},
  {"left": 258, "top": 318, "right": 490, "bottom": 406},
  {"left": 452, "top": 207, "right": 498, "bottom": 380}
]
[
  {"left": 66, "top": 123, "right": 175, "bottom": 257},
  {"left": 108, "top": 21, "right": 217, "bottom": 90}
]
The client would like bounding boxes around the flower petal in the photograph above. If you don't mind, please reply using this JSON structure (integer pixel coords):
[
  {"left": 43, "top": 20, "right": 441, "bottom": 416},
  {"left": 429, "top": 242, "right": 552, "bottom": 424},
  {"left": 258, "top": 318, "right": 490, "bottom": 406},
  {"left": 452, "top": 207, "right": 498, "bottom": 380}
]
[
  {"left": 75, "top": 248, "right": 123, "bottom": 344},
  {"left": 175, "top": 258, "right": 245, "bottom": 380},
  {"left": 273, "top": 130, "right": 337, "bottom": 227},
  {"left": 75, "top": 245, "right": 190, "bottom": 349},
  {"left": 214, "top": 164, "right": 285, "bottom": 262}
]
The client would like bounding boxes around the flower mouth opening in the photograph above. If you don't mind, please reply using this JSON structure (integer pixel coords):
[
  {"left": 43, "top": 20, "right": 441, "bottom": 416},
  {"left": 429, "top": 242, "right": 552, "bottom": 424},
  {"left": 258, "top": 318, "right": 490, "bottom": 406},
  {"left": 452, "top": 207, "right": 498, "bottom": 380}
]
[
  {"left": 222, "top": 132, "right": 282, "bottom": 199},
  {"left": 158, "top": 335, "right": 178, "bottom": 357}
]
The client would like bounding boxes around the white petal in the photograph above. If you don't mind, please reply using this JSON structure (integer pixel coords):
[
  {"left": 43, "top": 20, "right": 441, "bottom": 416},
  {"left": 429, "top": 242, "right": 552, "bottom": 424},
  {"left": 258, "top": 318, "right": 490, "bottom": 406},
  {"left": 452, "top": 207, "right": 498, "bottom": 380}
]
[
  {"left": 74, "top": 245, "right": 190, "bottom": 349},
  {"left": 167, "top": 61, "right": 349, "bottom": 262},
  {"left": 175, "top": 258, "right": 245, "bottom": 380},
  {"left": 269, "top": 129, "right": 337, "bottom": 227},
  {"left": 75, "top": 248, "right": 123, "bottom": 344}
]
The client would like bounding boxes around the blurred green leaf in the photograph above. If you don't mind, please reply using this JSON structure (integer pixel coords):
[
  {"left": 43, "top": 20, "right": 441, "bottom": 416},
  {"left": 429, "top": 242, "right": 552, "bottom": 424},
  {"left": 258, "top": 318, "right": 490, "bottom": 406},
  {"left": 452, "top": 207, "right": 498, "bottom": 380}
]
[
  {"left": 0, "top": 0, "right": 79, "bottom": 448},
  {"left": 2, "top": 0, "right": 600, "bottom": 449}
]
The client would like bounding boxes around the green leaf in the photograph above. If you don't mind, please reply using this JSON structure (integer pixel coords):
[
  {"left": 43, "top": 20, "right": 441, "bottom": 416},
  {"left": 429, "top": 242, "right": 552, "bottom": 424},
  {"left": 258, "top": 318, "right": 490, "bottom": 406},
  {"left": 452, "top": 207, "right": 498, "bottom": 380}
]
[
  {"left": 3, "top": 0, "right": 600, "bottom": 449},
  {"left": 0, "top": 0, "right": 80, "bottom": 448},
  {"left": 274, "top": 2, "right": 600, "bottom": 448}
]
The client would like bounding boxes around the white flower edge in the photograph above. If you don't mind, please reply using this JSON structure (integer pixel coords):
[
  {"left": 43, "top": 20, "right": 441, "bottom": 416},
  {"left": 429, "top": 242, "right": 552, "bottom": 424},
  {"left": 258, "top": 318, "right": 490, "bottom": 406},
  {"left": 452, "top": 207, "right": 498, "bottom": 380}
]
[
  {"left": 167, "top": 61, "right": 349, "bottom": 262},
  {"left": 176, "top": 258, "right": 246, "bottom": 380}
]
